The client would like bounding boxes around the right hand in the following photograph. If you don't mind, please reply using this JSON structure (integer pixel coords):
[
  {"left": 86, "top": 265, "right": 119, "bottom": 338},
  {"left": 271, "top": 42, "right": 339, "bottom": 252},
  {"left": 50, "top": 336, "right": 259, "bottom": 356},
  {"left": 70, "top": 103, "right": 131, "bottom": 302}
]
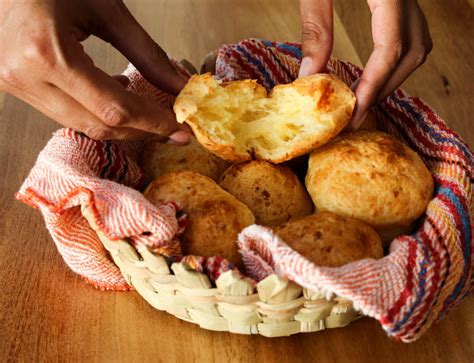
[
  {"left": 298, "top": 0, "right": 432, "bottom": 129},
  {"left": 0, "top": 0, "right": 191, "bottom": 142}
]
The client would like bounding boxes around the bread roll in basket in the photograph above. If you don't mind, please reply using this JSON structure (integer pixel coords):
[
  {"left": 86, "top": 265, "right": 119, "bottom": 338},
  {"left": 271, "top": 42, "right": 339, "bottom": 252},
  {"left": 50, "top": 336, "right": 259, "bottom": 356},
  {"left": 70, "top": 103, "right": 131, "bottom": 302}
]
[
  {"left": 16, "top": 39, "right": 473, "bottom": 342},
  {"left": 78, "top": 69, "right": 369, "bottom": 336}
]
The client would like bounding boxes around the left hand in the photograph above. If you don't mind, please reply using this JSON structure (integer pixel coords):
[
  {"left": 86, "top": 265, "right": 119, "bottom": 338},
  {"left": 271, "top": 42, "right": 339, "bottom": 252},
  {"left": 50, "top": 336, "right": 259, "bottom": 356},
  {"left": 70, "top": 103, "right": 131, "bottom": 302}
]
[
  {"left": 298, "top": 0, "right": 432, "bottom": 129},
  {"left": 0, "top": 0, "right": 191, "bottom": 142}
]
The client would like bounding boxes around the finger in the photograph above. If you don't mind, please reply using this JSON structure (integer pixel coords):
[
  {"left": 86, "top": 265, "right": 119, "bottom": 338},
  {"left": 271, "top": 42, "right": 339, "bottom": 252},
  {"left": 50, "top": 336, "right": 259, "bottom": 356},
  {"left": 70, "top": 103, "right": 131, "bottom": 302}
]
[
  {"left": 376, "top": 2, "right": 432, "bottom": 101},
  {"left": 167, "top": 130, "right": 193, "bottom": 145},
  {"left": 112, "top": 70, "right": 192, "bottom": 141},
  {"left": 350, "top": 0, "right": 406, "bottom": 128},
  {"left": 112, "top": 74, "right": 192, "bottom": 145},
  {"left": 50, "top": 40, "right": 189, "bottom": 141},
  {"left": 298, "top": 0, "right": 334, "bottom": 77},
  {"left": 7, "top": 80, "right": 152, "bottom": 140},
  {"left": 93, "top": 1, "right": 187, "bottom": 95}
]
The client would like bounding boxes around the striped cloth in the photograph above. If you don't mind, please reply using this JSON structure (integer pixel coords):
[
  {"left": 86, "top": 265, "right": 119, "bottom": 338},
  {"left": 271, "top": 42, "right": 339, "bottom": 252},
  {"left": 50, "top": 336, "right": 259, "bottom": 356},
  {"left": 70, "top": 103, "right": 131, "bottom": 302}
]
[
  {"left": 16, "top": 61, "right": 235, "bottom": 289},
  {"left": 16, "top": 39, "right": 472, "bottom": 342},
  {"left": 223, "top": 39, "right": 473, "bottom": 342}
]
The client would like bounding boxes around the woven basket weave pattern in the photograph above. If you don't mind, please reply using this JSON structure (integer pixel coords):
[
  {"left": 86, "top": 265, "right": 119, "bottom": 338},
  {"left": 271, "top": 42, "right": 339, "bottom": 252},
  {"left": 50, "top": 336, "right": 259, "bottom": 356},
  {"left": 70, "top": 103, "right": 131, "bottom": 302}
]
[{"left": 82, "top": 203, "right": 359, "bottom": 337}]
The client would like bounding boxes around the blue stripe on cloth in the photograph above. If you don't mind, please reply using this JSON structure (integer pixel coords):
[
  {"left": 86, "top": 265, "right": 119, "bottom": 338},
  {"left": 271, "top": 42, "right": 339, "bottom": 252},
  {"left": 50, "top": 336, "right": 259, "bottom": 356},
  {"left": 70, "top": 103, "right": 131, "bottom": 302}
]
[
  {"left": 387, "top": 181, "right": 472, "bottom": 334},
  {"left": 388, "top": 241, "right": 430, "bottom": 334},
  {"left": 276, "top": 43, "right": 303, "bottom": 59},
  {"left": 436, "top": 187, "right": 471, "bottom": 241},
  {"left": 392, "top": 97, "right": 472, "bottom": 159},
  {"left": 236, "top": 45, "right": 275, "bottom": 89},
  {"left": 436, "top": 186, "right": 472, "bottom": 317},
  {"left": 261, "top": 40, "right": 302, "bottom": 59}
]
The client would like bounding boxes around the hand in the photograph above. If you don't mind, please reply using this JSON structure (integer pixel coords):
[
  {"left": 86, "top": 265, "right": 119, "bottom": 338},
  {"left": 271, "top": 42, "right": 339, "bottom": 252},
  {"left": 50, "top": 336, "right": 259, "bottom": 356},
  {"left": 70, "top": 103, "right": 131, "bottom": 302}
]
[
  {"left": 0, "top": 0, "right": 191, "bottom": 142},
  {"left": 298, "top": 0, "right": 432, "bottom": 129}
]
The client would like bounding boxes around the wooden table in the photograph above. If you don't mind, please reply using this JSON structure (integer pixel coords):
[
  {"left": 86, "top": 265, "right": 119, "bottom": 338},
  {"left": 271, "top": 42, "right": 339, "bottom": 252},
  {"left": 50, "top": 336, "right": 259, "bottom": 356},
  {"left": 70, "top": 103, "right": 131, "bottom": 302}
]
[{"left": 1, "top": 1, "right": 473, "bottom": 362}]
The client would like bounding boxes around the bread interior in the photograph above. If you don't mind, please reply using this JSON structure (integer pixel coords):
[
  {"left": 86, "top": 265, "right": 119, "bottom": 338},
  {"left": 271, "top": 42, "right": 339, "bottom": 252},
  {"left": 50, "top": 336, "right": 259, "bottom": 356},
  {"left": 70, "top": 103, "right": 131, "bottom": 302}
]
[{"left": 194, "top": 80, "right": 337, "bottom": 159}]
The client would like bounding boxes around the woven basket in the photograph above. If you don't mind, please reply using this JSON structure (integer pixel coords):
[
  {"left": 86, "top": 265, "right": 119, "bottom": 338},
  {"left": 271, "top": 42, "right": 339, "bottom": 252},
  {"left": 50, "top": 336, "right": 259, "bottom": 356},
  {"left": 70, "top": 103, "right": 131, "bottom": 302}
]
[{"left": 82, "top": 203, "right": 360, "bottom": 337}]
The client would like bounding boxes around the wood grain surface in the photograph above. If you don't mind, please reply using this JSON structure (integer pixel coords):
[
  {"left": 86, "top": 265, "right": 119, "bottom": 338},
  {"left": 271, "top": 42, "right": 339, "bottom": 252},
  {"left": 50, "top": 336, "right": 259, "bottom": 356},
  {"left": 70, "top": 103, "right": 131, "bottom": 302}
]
[{"left": 0, "top": 1, "right": 473, "bottom": 362}]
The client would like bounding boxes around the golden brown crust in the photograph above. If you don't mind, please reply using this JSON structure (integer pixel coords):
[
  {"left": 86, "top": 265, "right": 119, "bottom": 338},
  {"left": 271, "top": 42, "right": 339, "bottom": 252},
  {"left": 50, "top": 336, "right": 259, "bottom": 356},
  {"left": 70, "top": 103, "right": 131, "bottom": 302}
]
[
  {"left": 140, "top": 137, "right": 230, "bottom": 181},
  {"left": 305, "top": 131, "right": 433, "bottom": 242},
  {"left": 274, "top": 212, "right": 383, "bottom": 267},
  {"left": 219, "top": 161, "right": 313, "bottom": 226},
  {"left": 174, "top": 73, "right": 356, "bottom": 163},
  {"left": 144, "top": 171, "right": 255, "bottom": 266}
]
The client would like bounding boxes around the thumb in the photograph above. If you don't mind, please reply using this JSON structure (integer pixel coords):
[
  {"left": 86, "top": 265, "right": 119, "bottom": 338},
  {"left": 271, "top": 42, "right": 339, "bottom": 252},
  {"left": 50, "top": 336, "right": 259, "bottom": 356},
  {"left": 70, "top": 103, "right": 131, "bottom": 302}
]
[
  {"left": 94, "top": 2, "right": 187, "bottom": 95},
  {"left": 298, "top": 0, "right": 334, "bottom": 78}
]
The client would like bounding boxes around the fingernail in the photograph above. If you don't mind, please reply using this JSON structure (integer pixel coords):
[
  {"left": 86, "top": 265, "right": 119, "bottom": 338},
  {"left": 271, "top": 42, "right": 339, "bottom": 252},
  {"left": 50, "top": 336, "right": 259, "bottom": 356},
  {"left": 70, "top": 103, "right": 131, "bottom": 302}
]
[
  {"left": 168, "top": 130, "right": 191, "bottom": 144},
  {"left": 166, "top": 139, "right": 189, "bottom": 146},
  {"left": 298, "top": 57, "right": 313, "bottom": 78}
]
